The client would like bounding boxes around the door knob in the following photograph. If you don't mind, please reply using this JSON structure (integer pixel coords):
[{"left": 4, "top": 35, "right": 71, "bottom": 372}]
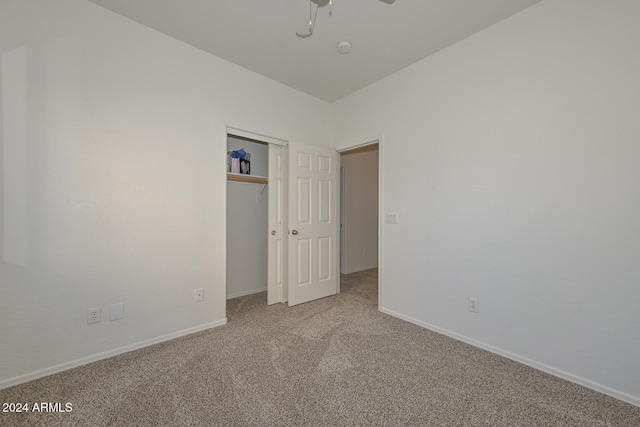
[
  {"left": 291, "top": 230, "right": 299, "bottom": 235},
  {"left": 271, "top": 230, "right": 276, "bottom": 235}
]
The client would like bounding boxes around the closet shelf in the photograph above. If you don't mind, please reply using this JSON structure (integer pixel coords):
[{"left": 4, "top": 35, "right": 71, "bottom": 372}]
[{"left": 227, "top": 173, "right": 268, "bottom": 184}]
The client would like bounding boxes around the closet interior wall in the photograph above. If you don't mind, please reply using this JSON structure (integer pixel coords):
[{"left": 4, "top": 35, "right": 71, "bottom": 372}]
[{"left": 226, "top": 136, "right": 269, "bottom": 299}]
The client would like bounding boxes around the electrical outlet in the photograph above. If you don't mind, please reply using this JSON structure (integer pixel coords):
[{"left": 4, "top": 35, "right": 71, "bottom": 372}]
[
  {"left": 468, "top": 298, "right": 479, "bottom": 313},
  {"left": 87, "top": 307, "right": 101, "bottom": 324},
  {"left": 195, "top": 288, "right": 204, "bottom": 302}
]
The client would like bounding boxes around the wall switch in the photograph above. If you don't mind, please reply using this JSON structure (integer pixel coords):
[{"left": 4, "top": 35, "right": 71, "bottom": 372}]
[
  {"left": 110, "top": 302, "right": 124, "bottom": 321},
  {"left": 384, "top": 213, "right": 398, "bottom": 224},
  {"left": 468, "top": 298, "right": 479, "bottom": 313},
  {"left": 87, "top": 307, "right": 101, "bottom": 324},
  {"left": 195, "top": 288, "right": 204, "bottom": 302}
]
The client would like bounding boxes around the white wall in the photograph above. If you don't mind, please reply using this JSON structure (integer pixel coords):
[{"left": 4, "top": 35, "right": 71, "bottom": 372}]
[
  {"left": 227, "top": 180, "right": 268, "bottom": 299},
  {"left": 340, "top": 146, "right": 378, "bottom": 273},
  {"left": 332, "top": 0, "right": 640, "bottom": 405},
  {"left": 0, "top": 0, "right": 330, "bottom": 387}
]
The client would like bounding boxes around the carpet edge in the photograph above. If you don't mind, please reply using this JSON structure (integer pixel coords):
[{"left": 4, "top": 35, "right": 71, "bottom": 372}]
[
  {"left": 0, "top": 318, "right": 228, "bottom": 390},
  {"left": 379, "top": 307, "right": 640, "bottom": 408}
]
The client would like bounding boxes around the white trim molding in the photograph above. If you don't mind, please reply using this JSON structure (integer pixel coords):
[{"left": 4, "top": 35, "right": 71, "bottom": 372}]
[
  {"left": 0, "top": 319, "right": 228, "bottom": 390},
  {"left": 227, "top": 287, "right": 267, "bottom": 300},
  {"left": 226, "top": 126, "right": 288, "bottom": 146},
  {"left": 380, "top": 308, "right": 640, "bottom": 408},
  {"left": 342, "top": 264, "right": 379, "bottom": 275}
]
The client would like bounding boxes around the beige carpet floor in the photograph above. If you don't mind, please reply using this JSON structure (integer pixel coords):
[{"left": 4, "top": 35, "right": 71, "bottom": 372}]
[{"left": 1, "top": 268, "right": 639, "bottom": 426}]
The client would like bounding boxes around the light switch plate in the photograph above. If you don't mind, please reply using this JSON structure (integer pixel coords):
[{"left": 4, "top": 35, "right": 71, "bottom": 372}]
[
  {"left": 384, "top": 213, "right": 398, "bottom": 224},
  {"left": 110, "top": 302, "right": 124, "bottom": 321}
]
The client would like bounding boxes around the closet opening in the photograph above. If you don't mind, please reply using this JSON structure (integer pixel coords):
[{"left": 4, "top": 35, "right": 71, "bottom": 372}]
[
  {"left": 225, "top": 127, "right": 341, "bottom": 308},
  {"left": 226, "top": 134, "right": 270, "bottom": 300}
]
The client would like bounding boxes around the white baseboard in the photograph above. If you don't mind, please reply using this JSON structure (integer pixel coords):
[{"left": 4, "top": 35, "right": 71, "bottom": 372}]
[
  {"left": 227, "top": 287, "right": 266, "bottom": 300},
  {"left": 380, "top": 307, "right": 640, "bottom": 408},
  {"left": 0, "top": 318, "right": 227, "bottom": 390},
  {"left": 341, "top": 264, "right": 378, "bottom": 275}
]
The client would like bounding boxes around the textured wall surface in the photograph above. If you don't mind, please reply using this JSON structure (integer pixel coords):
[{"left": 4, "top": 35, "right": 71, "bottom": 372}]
[
  {"left": 0, "top": 0, "right": 330, "bottom": 386},
  {"left": 332, "top": 0, "right": 640, "bottom": 405}
]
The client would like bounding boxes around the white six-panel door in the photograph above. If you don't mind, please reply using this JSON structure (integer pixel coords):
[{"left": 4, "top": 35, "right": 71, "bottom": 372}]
[
  {"left": 287, "top": 142, "right": 339, "bottom": 306},
  {"left": 267, "top": 144, "right": 287, "bottom": 305}
]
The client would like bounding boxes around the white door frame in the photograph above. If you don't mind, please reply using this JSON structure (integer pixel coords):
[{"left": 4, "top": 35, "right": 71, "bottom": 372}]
[
  {"left": 226, "top": 126, "right": 289, "bottom": 305},
  {"left": 339, "top": 166, "right": 346, "bottom": 274},
  {"left": 336, "top": 136, "right": 384, "bottom": 309}
]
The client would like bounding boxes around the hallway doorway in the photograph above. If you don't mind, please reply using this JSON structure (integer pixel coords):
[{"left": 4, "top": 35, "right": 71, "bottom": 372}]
[{"left": 339, "top": 144, "right": 379, "bottom": 275}]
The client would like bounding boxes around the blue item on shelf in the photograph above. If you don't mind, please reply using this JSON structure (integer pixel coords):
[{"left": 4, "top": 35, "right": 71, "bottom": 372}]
[{"left": 231, "top": 148, "right": 246, "bottom": 159}]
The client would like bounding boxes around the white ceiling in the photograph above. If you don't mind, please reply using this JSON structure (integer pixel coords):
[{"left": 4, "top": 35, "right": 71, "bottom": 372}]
[{"left": 88, "top": 0, "right": 542, "bottom": 102}]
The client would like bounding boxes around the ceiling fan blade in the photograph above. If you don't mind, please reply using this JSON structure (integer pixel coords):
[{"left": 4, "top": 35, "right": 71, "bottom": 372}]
[{"left": 297, "top": 0, "right": 392, "bottom": 39}]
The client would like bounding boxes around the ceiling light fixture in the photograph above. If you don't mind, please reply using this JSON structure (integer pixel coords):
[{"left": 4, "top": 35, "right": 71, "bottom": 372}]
[{"left": 296, "top": 0, "right": 395, "bottom": 39}]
